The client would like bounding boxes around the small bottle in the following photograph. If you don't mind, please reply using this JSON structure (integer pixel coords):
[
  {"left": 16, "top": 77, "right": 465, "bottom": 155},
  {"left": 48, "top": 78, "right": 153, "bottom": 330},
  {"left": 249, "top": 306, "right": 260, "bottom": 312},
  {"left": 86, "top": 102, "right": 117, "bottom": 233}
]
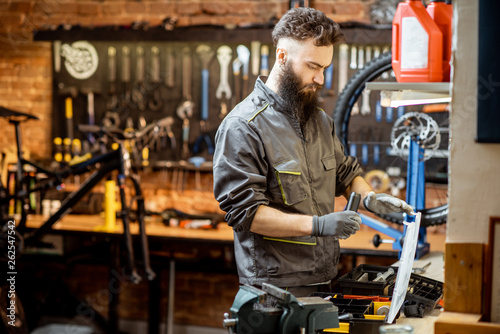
[
  {"left": 392, "top": 0, "right": 444, "bottom": 82},
  {"left": 427, "top": 0, "right": 453, "bottom": 81}
]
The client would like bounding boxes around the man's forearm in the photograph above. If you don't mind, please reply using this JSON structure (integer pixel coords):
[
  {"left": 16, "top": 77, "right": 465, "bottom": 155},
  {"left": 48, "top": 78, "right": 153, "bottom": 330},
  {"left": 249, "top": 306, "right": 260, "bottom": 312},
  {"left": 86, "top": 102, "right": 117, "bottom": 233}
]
[{"left": 249, "top": 205, "right": 313, "bottom": 237}]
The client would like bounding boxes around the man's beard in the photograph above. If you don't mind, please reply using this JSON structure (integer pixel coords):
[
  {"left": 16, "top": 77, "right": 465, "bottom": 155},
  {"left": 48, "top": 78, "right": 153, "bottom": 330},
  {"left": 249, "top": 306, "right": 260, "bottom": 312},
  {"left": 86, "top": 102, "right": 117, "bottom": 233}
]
[{"left": 277, "top": 62, "right": 322, "bottom": 132}]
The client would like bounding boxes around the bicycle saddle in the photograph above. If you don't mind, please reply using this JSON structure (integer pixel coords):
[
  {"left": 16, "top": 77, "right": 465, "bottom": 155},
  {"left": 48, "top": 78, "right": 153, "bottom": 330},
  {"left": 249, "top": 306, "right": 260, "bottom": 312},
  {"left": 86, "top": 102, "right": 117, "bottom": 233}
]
[{"left": 0, "top": 106, "right": 39, "bottom": 121}]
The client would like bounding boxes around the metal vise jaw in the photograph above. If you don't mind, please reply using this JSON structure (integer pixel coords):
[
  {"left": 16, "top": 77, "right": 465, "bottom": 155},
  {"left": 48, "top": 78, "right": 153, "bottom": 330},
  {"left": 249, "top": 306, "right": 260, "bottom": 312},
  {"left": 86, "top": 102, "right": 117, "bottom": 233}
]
[{"left": 223, "top": 283, "right": 339, "bottom": 334}]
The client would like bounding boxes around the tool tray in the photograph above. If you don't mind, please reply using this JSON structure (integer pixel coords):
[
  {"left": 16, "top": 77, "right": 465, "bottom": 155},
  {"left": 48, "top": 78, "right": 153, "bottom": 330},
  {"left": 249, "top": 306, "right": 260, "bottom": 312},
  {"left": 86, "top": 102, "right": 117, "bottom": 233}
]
[
  {"left": 337, "top": 264, "right": 443, "bottom": 317},
  {"left": 389, "top": 272, "right": 443, "bottom": 314},
  {"left": 313, "top": 295, "right": 389, "bottom": 334},
  {"left": 337, "top": 264, "right": 398, "bottom": 296}
]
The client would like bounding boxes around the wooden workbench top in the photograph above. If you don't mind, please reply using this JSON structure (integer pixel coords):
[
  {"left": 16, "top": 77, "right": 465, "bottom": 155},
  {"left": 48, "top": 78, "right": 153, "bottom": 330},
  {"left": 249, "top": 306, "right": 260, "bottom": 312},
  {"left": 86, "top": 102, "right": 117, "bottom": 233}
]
[
  {"left": 26, "top": 213, "right": 445, "bottom": 252},
  {"left": 26, "top": 214, "right": 235, "bottom": 242}
]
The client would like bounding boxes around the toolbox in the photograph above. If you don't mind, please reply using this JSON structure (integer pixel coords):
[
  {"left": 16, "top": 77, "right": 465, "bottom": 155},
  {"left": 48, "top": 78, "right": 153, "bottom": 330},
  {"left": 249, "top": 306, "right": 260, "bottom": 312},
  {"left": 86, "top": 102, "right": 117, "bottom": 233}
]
[
  {"left": 337, "top": 264, "right": 443, "bottom": 318},
  {"left": 395, "top": 273, "right": 443, "bottom": 317},
  {"left": 337, "top": 264, "right": 398, "bottom": 296}
]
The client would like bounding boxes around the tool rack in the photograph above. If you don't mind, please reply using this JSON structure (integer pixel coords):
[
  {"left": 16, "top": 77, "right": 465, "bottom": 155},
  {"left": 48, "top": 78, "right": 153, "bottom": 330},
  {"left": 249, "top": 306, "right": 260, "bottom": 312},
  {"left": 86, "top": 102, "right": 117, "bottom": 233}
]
[{"left": 33, "top": 24, "right": 392, "bottom": 170}]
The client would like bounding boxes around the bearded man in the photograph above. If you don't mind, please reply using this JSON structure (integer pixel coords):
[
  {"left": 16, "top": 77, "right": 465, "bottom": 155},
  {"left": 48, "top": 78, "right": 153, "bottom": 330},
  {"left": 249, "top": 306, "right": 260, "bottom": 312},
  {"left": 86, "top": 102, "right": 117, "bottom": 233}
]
[{"left": 213, "top": 7, "right": 413, "bottom": 297}]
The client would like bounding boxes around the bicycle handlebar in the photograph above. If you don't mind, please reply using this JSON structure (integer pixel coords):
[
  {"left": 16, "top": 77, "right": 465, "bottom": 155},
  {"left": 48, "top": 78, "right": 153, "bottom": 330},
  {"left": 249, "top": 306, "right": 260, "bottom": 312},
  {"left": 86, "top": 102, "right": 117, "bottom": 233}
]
[{"left": 78, "top": 116, "right": 173, "bottom": 142}]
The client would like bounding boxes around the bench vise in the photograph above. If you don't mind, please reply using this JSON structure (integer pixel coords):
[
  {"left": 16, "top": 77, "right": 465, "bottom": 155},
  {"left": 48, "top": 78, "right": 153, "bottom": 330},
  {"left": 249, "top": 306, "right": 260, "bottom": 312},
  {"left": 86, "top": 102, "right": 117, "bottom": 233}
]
[{"left": 223, "top": 283, "right": 339, "bottom": 334}]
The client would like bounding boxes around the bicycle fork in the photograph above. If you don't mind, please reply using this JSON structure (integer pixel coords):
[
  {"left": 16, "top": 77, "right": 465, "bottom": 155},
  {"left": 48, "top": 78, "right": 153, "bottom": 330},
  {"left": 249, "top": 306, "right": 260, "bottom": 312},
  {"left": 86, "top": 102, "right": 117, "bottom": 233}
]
[
  {"left": 116, "top": 172, "right": 156, "bottom": 283},
  {"left": 128, "top": 174, "right": 156, "bottom": 281}
]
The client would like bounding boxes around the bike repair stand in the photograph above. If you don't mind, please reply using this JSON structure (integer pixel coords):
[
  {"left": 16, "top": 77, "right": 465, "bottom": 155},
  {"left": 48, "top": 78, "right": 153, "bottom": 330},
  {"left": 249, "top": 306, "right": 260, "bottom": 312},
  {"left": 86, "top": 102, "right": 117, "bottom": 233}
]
[{"left": 360, "top": 136, "right": 430, "bottom": 259}]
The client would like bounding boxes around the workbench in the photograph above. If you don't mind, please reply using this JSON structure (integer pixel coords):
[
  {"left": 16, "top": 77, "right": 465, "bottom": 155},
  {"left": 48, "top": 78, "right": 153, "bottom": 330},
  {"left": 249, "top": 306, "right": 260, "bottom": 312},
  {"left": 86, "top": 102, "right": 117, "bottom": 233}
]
[{"left": 24, "top": 214, "right": 445, "bottom": 334}]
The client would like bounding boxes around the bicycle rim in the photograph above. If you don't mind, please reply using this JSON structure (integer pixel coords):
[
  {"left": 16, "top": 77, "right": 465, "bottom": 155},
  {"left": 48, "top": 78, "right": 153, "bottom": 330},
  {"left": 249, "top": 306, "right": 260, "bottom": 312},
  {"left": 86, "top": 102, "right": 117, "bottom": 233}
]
[{"left": 332, "top": 51, "right": 448, "bottom": 227}]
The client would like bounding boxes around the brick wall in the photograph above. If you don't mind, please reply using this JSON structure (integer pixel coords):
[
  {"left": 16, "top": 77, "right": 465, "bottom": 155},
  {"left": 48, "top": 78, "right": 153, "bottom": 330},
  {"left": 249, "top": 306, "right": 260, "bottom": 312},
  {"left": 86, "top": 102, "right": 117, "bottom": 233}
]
[{"left": 0, "top": 0, "right": 374, "bottom": 161}]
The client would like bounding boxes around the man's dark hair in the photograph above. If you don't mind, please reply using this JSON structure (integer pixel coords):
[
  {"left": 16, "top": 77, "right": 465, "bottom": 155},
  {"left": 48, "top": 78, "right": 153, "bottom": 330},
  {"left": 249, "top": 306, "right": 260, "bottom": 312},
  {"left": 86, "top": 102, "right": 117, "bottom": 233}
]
[{"left": 272, "top": 7, "right": 344, "bottom": 47}]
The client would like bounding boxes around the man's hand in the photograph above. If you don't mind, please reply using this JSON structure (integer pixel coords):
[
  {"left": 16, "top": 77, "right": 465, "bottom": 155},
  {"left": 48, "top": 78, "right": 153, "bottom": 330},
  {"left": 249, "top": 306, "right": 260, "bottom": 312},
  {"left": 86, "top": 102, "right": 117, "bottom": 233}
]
[
  {"left": 363, "top": 191, "right": 414, "bottom": 215},
  {"left": 311, "top": 211, "right": 361, "bottom": 239}
]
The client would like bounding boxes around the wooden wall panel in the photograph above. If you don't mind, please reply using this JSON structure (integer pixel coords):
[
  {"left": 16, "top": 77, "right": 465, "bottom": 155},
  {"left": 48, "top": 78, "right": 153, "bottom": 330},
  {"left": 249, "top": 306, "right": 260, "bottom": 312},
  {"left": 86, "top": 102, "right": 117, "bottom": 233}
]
[{"left": 444, "top": 243, "right": 483, "bottom": 313}]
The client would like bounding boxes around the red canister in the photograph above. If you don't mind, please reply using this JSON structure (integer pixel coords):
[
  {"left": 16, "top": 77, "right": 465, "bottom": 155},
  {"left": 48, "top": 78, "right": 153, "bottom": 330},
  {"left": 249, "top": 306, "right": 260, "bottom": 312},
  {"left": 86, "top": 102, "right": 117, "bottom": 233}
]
[
  {"left": 392, "top": 0, "right": 444, "bottom": 82},
  {"left": 427, "top": 0, "right": 453, "bottom": 81}
]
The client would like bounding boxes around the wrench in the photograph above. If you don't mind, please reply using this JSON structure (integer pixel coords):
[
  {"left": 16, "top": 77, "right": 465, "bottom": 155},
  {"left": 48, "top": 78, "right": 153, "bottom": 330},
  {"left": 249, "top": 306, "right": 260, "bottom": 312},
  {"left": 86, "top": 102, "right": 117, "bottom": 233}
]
[
  {"left": 216, "top": 45, "right": 232, "bottom": 100},
  {"left": 164, "top": 47, "right": 175, "bottom": 88},
  {"left": 195, "top": 44, "right": 214, "bottom": 124},
  {"left": 260, "top": 45, "right": 269, "bottom": 76},
  {"left": 132, "top": 46, "right": 146, "bottom": 111},
  {"left": 176, "top": 47, "right": 194, "bottom": 159},
  {"left": 250, "top": 40, "right": 261, "bottom": 76},
  {"left": 358, "top": 45, "right": 364, "bottom": 69},
  {"left": 236, "top": 45, "right": 250, "bottom": 97},
  {"left": 107, "top": 46, "right": 118, "bottom": 110},
  {"left": 361, "top": 47, "right": 372, "bottom": 116},
  {"left": 194, "top": 44, "right": 215, "bottom": 155},
  {"left": 350, "top": 45, "right": 357, "bottom": 69},
  {"left": 176, "top": 47, "right": 194, "bottom": 120},
  {"left": 148, "top": 46, "right": 163, "bottom": 111},
  {"left": 338, "top": 44, "right": 349, "bottom": 94},
  {"left": 232, "top": 58, "right": 242, "bottom": 108}
]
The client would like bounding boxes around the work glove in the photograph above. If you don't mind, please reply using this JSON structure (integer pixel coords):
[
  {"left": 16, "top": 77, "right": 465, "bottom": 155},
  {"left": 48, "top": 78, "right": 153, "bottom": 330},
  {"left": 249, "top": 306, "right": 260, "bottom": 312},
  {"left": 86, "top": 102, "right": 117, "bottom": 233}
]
[
  {"left": 363, "top": 191, "right": 414, "bottom": 215},
  {"left": 311, "top": 211, "right": 361, "bottom": 239}
]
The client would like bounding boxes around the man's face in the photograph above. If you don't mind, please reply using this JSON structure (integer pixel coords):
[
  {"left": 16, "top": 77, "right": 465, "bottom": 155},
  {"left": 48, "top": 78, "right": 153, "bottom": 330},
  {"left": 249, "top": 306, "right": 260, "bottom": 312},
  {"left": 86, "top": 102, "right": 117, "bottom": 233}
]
[
  {"left": 276, "top": 39, "right": 333, "bottom": 130},
  {"left": 283, "top": 38, "right": 333, "bottom": 93}
]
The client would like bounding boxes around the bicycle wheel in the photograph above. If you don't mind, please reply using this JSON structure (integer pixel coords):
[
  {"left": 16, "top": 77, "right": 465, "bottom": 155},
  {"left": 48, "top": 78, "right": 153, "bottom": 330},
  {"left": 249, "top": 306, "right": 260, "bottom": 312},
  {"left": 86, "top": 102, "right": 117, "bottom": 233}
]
[{"left": 333, "top": 51, "right": 448, "bottom": 227}]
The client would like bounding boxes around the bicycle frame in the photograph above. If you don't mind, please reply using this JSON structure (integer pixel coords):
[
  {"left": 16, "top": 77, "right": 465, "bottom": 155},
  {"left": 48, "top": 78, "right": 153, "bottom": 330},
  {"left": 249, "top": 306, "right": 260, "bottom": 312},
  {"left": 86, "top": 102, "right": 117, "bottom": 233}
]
[
  {"left": 360, "top": 137, "right": 430, "bottom": 259},
  {"left": 3, "top": 117, "right": 154, "bottom": 283}
]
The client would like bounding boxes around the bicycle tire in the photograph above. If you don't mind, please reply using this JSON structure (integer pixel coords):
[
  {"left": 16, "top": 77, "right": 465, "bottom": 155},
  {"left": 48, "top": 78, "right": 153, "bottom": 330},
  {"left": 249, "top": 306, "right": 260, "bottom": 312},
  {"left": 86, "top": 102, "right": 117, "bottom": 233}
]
[{"left": 332, "top": 51, "right": 448, "bottom": 227}]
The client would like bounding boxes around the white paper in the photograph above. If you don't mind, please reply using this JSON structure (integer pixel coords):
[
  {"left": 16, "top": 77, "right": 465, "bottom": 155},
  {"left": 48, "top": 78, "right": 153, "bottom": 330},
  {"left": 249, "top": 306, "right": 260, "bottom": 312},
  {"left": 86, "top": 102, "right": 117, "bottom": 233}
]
[{"left": 386, "top": 212, "right": 421, "bottom": 324}]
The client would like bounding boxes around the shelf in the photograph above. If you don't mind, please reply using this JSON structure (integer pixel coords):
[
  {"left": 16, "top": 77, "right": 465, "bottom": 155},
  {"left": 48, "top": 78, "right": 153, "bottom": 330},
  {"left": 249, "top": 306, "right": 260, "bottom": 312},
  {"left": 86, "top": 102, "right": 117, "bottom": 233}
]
[
  {"left": 366, "top": 82, "right": 451, "bottom": 108},
  {"left": 33, "top": 24, "right": 391, "bottom": 44}
]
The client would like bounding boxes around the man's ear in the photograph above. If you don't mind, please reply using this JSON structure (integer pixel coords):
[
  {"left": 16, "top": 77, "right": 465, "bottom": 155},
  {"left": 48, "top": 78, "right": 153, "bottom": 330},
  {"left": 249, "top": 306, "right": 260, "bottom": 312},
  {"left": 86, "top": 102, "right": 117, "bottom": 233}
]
[{"left": 276, "top": 47, "right": 286, "bottom": 65}]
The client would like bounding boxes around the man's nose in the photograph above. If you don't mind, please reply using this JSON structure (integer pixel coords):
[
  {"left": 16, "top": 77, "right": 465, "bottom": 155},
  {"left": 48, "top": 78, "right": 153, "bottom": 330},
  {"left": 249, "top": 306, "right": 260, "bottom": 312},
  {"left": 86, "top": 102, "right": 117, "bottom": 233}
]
[{"left": 314, "top": 71, "right": 324, "bottom": 86}]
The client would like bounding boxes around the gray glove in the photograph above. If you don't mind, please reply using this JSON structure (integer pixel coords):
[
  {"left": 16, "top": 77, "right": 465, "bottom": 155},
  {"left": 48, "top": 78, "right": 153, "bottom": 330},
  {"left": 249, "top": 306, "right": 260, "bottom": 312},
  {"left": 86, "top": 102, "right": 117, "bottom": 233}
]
[
  {"left": 363, "top": 191, "right": 414, "bottom": 215},
  {"left": 311, "top": 211, "right": 361, "bottom": 239}
]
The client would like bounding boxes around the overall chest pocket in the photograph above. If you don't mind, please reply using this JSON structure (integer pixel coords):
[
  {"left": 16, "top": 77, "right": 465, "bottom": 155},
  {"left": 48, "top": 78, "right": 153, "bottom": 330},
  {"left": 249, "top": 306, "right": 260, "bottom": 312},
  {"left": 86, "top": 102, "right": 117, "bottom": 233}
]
[{"left": 273, "top": 159, "right": 307, "bottom": 206}]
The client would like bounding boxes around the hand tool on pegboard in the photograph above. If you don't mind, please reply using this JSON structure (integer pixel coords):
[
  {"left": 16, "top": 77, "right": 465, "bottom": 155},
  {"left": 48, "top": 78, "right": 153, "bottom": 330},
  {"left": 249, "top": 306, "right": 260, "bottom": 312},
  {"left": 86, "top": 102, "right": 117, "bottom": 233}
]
[
  {"left": 132, "top": 46, "right": 147, "bottom": 111},
  {"left": 164, "top": 47, "right": 175, "bottom": 88},
  {"left": 53, "top": 40, "right": 61, "bottom": 73},
  {"left": 250, "top": 41, "right": 261, "bottom": 77},
  {"left": 236, "top": 45, "right": 250, "bottom": 98},
  {"left": 350, "top": 45, "right": 357, "bottom": 69},
  {"left": 231, "top": 57, "right": 242, "bottom": 109},
  {"left": 260, "top": 45, "right": 269, "bottom": 76},
  {"left": 358, "top": 45, "right": 365, "bottom": 69},
  {"left": 176, "top": 46, "right": 194, "bottom": 160},
  {"left": 148, "top": 46, "right": 163, "bottom": 111},
  {"left": 103, "top": 46, "right": 128, "bottom": 128},
  {"left": 193, "top": 44, "right": 215, "bottom": 155},
  {"left": 107, "top": 46, "right": 118, "bottom": 111},
  {"left": 361, "top": 47, "right": 372, "bottom": 116},
  {"left": 57, "top": 86, "right": 78, "bottom": 162},
  {"left": 80, "top": 87, "right": 101, "bottom": 144},
  {"left": 215, "top": 45, "right": 232, "bottom": 120},
  {"left": 338, "top": 44, "right": 349, "bottom": 97},
  {"left": 120, "top": 45, "right": 132, "bottom": 110},
  {"left": 161, "top": 116, "right": 176, "bottom": 151}
]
